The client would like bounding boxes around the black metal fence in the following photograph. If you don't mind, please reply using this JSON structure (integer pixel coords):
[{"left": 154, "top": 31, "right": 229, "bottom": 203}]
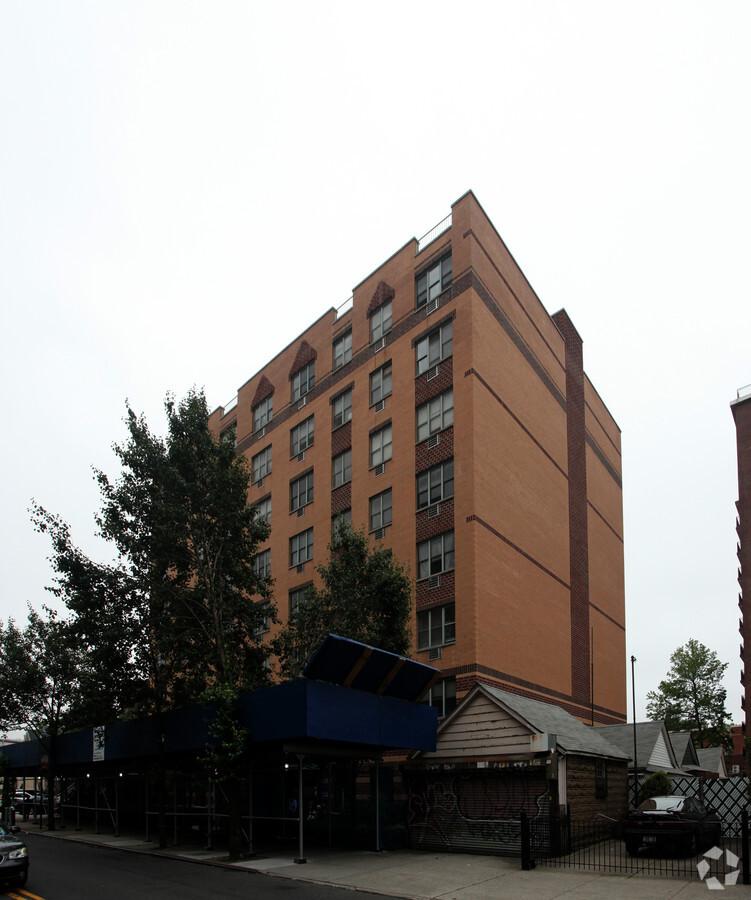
[{"left": 524, "top": 809, "right": 751, "bottom": 885}]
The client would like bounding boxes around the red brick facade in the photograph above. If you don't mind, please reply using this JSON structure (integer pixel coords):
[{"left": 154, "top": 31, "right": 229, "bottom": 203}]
[{"left": 209, "top": 191, "right": 626, "bottom": 724}]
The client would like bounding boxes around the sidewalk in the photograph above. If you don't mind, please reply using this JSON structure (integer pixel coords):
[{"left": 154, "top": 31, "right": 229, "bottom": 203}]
[{"left": 28, "top": 826, "right": 729, "bottom": 899}]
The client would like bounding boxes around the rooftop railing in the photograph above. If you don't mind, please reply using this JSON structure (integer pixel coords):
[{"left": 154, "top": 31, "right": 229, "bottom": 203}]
[
  {"left": 335, "top": 295, "right": 354, "bottom": 320},
  {"left": 416, "top": 213, "right": 452, "bottom": 254}
]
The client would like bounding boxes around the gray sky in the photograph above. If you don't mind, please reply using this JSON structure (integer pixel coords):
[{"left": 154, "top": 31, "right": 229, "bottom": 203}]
[{"left": 2, "top": 2, "right": 749, "bottom": 722}]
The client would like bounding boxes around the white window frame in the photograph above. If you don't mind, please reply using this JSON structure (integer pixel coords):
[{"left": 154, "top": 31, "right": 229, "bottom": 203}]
[
  {"left": 290, "top": 470, "right": 314, "bottom": 511},
  {"left": 424, "top": 677, "right": 457, "bottom": 718},
  {"left": 252, "top": 395, "right": 273, "bottom": 432},
  {"left": 290, "top": 415, "right": 315, "bottom": 456},
  {"left": 370, "top": 361, "right": 392, "bottom": 406},
  {"left": 253, "top": 548, "right": 271, "bottom": 579},
  {"left": 417, "top": 459, "right": 454, "bottom": 509},
  {"left": 333, "top": 330, "right": 352, "bottom": 370},
  {"left": 417, "top": 603, "right": 455, "bottom": 650},
  {"left": 416, "top": 254, "right": 452, "bottom": 309},
  {"left": 369, "top": 488, "right": 392, "bottom": 532},
  {"left": 332, "top": 389, "right": 352, "bottom": 429},
  {"left": 332, "top": 448, "right": 352, "bottom": 489},
  {"left": 416, "top": 321, "right": 453, "bottom": 375},
  {"left": 370, "top": 424, "right": 393, "bottom": 468},
  {"left": 255, "top": 495, "right": 271, "bottom": 525},
  {"left": 417, "top": 531, "right": 455, "bottom": 580},
  {"left": 289, "top": 528, "right": 314, "bottom": 567},
  {"left": 370, "top": 300, "right": 392, "bottom": 344},
  {"left": 416, "top": 390, "right": 453, "bottom": 443},
  {"left": 252, "top": 445, "right": 272, "bottom": 483},
  {"left": 291, "top": 360, "right": 315, "bottom": 401}
]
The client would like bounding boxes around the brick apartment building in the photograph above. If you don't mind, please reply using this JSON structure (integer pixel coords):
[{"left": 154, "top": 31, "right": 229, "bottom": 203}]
[
  {"left": 208, "top": 190, "right": 626, "bottom": 725},
  {"left": 733, "top": 385, "right": 751, "bottom": 747}
]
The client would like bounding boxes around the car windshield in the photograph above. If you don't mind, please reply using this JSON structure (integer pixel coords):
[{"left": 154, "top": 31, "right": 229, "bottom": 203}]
[{"left": 638, "top": 796, "right": 686, "bottom": 812}]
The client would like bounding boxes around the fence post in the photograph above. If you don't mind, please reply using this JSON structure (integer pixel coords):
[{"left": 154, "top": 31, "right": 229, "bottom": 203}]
[
  {"left": 520, "top": 810, "right": 535, "bottom": 870},
  {"left": 743, "top": 808, "right": 750, "bottom": 886}
]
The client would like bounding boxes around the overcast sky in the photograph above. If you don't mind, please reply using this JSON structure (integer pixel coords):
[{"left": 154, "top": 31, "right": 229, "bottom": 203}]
[{"left": 2, "top": 2, "right": 749, "bottom": 722}]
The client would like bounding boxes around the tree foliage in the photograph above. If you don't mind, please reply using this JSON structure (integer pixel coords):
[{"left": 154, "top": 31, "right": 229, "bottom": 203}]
[
  {"left": 646, "top": 639, "right": 732, "bottom": 752},
  {"left": 0, "top": 608, "right": 88, "bottom": 741},
  {"left": 272, "top": 520, "right": 412, "bottom": 680},
  {"left": 637, "top": 770, "right": 672, "bottom": 805},
  {"left": 29, "top": 389, "right": 274, "bottom": 721}
]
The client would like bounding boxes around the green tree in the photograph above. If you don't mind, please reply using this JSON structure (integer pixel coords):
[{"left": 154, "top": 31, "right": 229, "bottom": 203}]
[
  {"left": 637, "top": 770, "right": 672, "bottom": 805},
  {"left": 272, "top": 520, "right": 412, "bottom": 680},
  {"left": 0, "top": 608, "right": 89, "bottom": 828},
  {"left": 646, "top": 639, "right": 732, "bottom": 752},
  {"left": 31, "top": 389, "right": 273, "bottom": 855}
]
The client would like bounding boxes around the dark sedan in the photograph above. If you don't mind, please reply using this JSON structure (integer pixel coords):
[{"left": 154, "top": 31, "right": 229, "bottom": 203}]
[
  {"left": 624, "top": 794, "right": 722, "bottom": 856},
  {"left": 0, "top": 823, "right": 29, "bottom": 888}
]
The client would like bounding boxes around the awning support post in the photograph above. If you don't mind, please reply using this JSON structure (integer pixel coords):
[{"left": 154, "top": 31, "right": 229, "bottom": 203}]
[{"left": 294, "top": 753, "right": 306, "bottom": 864}]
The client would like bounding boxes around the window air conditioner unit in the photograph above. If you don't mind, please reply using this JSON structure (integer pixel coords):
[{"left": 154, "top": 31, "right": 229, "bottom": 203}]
[
  {"left": 374, "top": 463, "right": 386, "bottom": 477},
  {"left": 374, "top": 399, "right": 386, "bottom": 414},
  {"left": 429, "top": 647, "right": 442, "bottom": 661},
  {"left": 427, "top": 433, "right": 441, "bottom": 449},
  {"left": 428, "top": 503, "right": 441, "bottom": 518},
  {"left": 429, "top": 574, "right": 441, "bottom": 589},
  {"left": 426, "top": 365, "right": 439, "bottom": 382}
]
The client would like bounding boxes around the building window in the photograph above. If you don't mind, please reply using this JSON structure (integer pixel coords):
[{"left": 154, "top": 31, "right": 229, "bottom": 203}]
[
  {"left": 332, "top": 448, "right": 352, "bottom": 489},
  {"left": 333, "top": 330, "right": 352, "bottom": 370},
  {"left": 332, "top": 388, "right": 352, "bottom": 429},
  {"left": 289, "top": 585, "right": 308, "bottom": 617},
  {"left": 417, "top": 459, "right": 454, "bottom": 509},
  {"left": 416, "top": 389, "right": 453, "bottom": 442},
  {"left": 370, "top": 424, "right": 392, "bottom": 468},
  {"left": 290, "top": 471, "right": 314, "bottom": 511},
  {"left": 252, "top": 395, "right": 273, "bottom": 432},
  {"left": 416, "top": 254, "right": 452, "bottom": 309},
  {"left": 290, "top": 528, "right": 314, "bottom": 567},
  {"left": 255, "top": 600, "right": 272, "bottom": 638},
  {"left": 423, "top": 677, "right": 457, "bottom": 718},
  {"left": 255, "top": 494, "right": 271, "bottom": 525},
  {"left": 220, "top": 422, "right": 237, "bottom": 446},
  {"left": 417, "top": 531, "right": 455, "bottom": 579},
  {"left": 332, "top": 509, "right": 352, "bottom": 536},
  {"left": 253, "top": 548, "right": 271, "bottom": 579},
  {"left": 370, "top": 489, "right": 392, "bottom": 532},
  {"left": 252, "top": 445, "right": 272, "bottom": 483},
  {"left": 595, "top": 759, "right": 608, "bottom": 799},
  {"left": 417, "top": 603, "right": 455, "bottom": 650},
  {"left": 291, "top": 360, "right": 315, "bottom": 401},
  {"left": 290, "top": 415, "right": 314, "bottom": 456},
  {"left": 370, "top": 361, "right": 392, "bottom": 406},
  {"left": 416, "top": 321, "right": 453, "bottom": 375},
  {"left": 370, "top": 300, "right": 392, "bottom": 344}
]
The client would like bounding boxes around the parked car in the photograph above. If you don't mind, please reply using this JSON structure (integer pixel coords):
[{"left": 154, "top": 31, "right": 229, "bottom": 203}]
[
  {"left": 624, "top": 795, "right": 722, "bottom": 856},
  {"left": 0, "top": 823, "right": 29, "bottom": 888},
  {"left": 13, "top": 790, "right": 44, "bottom": 816}
]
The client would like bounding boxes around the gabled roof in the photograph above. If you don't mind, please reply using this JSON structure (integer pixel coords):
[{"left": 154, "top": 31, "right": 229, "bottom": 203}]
[
  {"left": 595, "top": 721, "right": 684, "bottom": 774},
  {"left": 417, "top": 683, "right": 629, "bottom": 761},
  {"left": 669, "top": 732, "right": 700, "bottom": 769},
  {"left": 696, "top": 747, "right": 728, "bottom": 778}
]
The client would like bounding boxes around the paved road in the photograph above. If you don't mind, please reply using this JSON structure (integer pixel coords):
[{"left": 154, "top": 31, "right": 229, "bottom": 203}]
[{"left": 1, "top": 834, "right": 400, "bottom": 900}]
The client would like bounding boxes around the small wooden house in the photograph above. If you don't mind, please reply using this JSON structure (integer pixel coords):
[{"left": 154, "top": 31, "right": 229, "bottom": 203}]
[{"left": 406, "top": 684, "right": 629, "bottom": 854}]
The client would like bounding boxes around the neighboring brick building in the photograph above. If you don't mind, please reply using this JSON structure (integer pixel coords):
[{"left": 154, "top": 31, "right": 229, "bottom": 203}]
[
  {"left": 208, "top": 191, "right": 626, "bottom": 725},
  {"left": 732, "top": 385, "right": 751, "bottom": 740}
]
